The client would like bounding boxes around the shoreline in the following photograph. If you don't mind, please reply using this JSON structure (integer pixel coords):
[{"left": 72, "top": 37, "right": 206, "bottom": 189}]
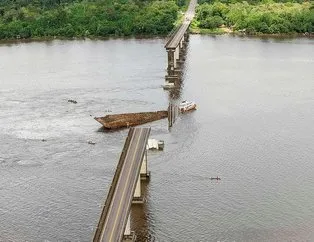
[
  {"left": 0, "top": 30, "right": 313, "bottom": 44},
  {"left": 0, "top": 34, "right": 169, "bottom": 44},
  {"left": 190, "top": 27, "right": 314, "bottom": 38}
]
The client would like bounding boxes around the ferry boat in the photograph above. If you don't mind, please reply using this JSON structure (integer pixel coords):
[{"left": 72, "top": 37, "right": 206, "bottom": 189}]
[{"left": 179, "top": 100, "right": 197, "bottom": 113}]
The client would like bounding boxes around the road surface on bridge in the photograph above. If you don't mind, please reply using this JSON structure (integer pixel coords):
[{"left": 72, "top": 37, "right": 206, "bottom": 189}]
[
  {"left": 95, "top": 128, "right": 150, "bottom": 242},
  {"left": 165, "top": 0, "right": 197, "bottom": 49}
]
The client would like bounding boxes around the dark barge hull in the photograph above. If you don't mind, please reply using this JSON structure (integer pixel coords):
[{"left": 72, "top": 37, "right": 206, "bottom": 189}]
[{"left": 95, "top": 111, "right": 168, "bottom": 129}]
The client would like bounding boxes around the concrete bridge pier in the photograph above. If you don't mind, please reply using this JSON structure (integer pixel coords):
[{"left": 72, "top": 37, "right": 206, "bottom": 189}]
[
  {"left": 165, "top": 30, "right": 190, "bottom": 84},
  {"left": 177, "top": 38, "right": 186, "bottom": 69},
  {"left": 184, "top": 31, "right": 189, "bottom": 43},
  {"left": 166, "top": 48, "right": 179, "bottom": 83},
  {"left": 140, "top": 149, "right": 150, "bottom": 180},
  {"left": 173, "top": 45, "right": 182, "bottom": 78},
  {"left": 133, "top": 173, "right": 143, "bottom": 204},
  {"left": 164, "top": 0, "right": 195, "bottom": 87},
  {"left": 132, "top": 149, "right": 149, "bottom": 203},
  {"left": 166, "top": 49, "right": 175, "bottom": 75},
  {"left": 123, "top": 215, "right": 136, "bottom": 241}
]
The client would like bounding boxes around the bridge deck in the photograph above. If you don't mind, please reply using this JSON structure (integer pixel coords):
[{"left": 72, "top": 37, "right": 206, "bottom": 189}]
[
  {"left": 165, "top": 0, "right": 197, "bottom": 49},
  {"left": 93, "top": 128, "right": 150, "bottom": 242}
]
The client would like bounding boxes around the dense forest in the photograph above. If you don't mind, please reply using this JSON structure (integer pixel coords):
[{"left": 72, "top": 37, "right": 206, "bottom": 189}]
[
  {"left": 0, "top": 0, "right": 181, "bottom": 39},
  {"left": 0, "top": 0, "right": 313, "bottom": 39},
  {"left": 193, "top": 0, "right": 314, "bottom": 34}
]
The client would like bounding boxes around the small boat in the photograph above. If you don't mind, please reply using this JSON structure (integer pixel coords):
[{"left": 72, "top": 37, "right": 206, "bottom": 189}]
[
  {"left": 179, "top": 100, "right": 197, "bottom": 113},
  {"left": 210, "top": 177, "right": 221, "bottom": 180},
  {"left": 88, "top": 141, "right": 96, "bottom": 145},
  {"left": 68, "top": 99, "right": 77, "bottom": 104}
]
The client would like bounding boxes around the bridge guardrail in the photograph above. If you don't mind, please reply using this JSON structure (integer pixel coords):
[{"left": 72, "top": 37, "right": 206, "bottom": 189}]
[
  {"left": 120, "top": 128, "right": 151, "bottom": 237},
  {"left": 165, "top": 24, "right": 182, "bottom": 47},
  {"left": 93, "top": 128, "right": 135, "bottom": 242}
]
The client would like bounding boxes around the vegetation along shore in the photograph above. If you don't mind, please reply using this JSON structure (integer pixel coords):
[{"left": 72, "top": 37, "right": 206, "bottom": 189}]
[
  {"left": 191, "top": 0, "right": 313, "bottom": 36},
  {"left": 0, "top": 0, "right": 313, "bottom": 40}
]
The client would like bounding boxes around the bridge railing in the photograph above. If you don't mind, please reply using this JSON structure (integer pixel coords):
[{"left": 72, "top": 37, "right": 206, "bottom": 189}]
[
  {"left": 93, "top": 128, "right": 135, "bottom": 242},
  {"left": 165, "top": 23, "right": 182, "bottom": 47}
]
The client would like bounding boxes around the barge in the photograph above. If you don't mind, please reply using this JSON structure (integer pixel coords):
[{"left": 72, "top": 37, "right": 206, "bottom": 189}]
[{"left": 95, "top": 111, "right": 168, "bottom": 129}]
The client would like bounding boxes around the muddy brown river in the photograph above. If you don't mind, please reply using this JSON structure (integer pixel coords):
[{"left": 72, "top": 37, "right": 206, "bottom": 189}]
[{"left": 0, "top": 35, "right": 313, "bottom": 241}]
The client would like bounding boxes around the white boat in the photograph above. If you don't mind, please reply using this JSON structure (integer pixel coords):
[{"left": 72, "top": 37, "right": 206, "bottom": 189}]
[
  {"left": 146, "top": 139, "right": 164, "bottom": 150},
  {"left": 179, "top": 100, "right": 197, "bottom": 113}
]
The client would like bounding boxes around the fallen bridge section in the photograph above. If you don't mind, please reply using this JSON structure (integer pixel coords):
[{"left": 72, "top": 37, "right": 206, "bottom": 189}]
[{"left": 93, "top": 128, "right": 151, "bottom": 242}]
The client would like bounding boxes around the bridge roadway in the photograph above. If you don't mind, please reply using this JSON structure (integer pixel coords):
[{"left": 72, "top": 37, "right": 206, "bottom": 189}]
[
  {"left": 93, "top": 128, "right": 151, "bottom": 242},
  {"left": 165, "top": 0, "right": 197, "bottom": 49}
]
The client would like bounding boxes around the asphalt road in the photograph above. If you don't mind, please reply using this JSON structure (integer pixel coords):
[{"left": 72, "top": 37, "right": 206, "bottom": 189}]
[
  {"left": 165, "top": 0, "right": 197, "bottom": 49},
  {"left": 99, "top": 128, "right": 150, "bottom": 242}
]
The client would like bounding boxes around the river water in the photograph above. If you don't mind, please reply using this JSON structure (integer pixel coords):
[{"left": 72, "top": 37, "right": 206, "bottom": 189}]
[{"left": 0, "top": 35, "right": 313, "bottom": 242}]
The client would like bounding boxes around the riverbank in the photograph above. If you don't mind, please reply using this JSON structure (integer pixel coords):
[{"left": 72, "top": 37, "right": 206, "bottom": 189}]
[
  {"left": 0, "top": 34, "right": 170, "bottom": 44},
  {"left": 193, "top": 1, "right": 313, "bottom": 36},
  {"left": 1, "top": 31, "right": 312, "bottom": 45},
  {"left": 1, "top": 0, "right": 312, "bottom": 41},
  {"left": 190, "top": 26, "right": 314, "bottom": 38}
]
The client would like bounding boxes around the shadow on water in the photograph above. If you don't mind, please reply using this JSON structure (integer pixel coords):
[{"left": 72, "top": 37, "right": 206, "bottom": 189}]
[
  {"left": 168, "top": 87, "right": 183, "bottom": 100},
  {"left": 130, "top": 180, "right": 152, "bottom": 241},
  {"left": 96, "top": 126, "right": 130, "bottom": 133}
]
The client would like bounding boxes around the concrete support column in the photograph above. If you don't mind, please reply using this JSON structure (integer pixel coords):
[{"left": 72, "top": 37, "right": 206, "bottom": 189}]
[
  {"left": 174, "top": 45, "right": 182, "bottom": 78},
  {"left": 140, "top": 150, "right": 150, "bottom": 180},
  {"left": 182, "top": 38, "right": 186, "bottom": 51},
  {"left": 165, "top": 32, "right": 190, "bottom": 84},
  {"left": 134, "top": 173, "right": 141, "bottom": 198},
  {"left": 167, "top": 49, "right": 175, "bottom": 76},
  {"left": 178, "top": 37, "right": 186, "bottom": 63},
  {"left": 175, "top": 46, "right": 180, "bottom": 63},
  {"left": 132, "top": 173, "right": 143, "bottom": 203},
  {"left": 184, "top": 31, "right": 189, "bottom": 42},
  {"left": 124, "top": 214, "right": 131, "bottom": 236},
  {"left": 123, "top": 214, "right": 136, "bottom": 241},
  {"left": 174, "top": 46, "right": 179, "bottom": 68},
  {"left": 182, "top": 38, "right": 187, "bottom": 52}
]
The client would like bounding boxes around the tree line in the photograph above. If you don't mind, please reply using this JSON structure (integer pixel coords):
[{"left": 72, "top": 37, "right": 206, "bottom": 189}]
[
  {"left": 1, "top": 0, "right": 312, "bottom": 39},
  {"left": 0, "top": 0, "right": 180, "bottom": 39},
  {"left": 194, "top": 1, "right": 314, "bottom": 34}
]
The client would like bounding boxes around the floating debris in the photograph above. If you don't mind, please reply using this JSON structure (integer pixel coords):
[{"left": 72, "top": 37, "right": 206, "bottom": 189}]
[
  {"left": 68, "top": 99, "right": 77, "bottom": 104},
  {"left": 210, "top": 177, "right": 221, "bottom": 180},
  {"left": 41, "top": 139, "right": 47, "bottom": 142},
  {"left": 94, "top": 111, "right": 168, "bottom": 129}
]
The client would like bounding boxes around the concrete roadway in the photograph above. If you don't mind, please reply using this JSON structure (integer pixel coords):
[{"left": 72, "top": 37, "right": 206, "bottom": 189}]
[
  {"left": 165, "top": 0, "right": 197, "bottom": 49},
  {"left": 99, "top": 128, "right": 150, "bottom": 242}
]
